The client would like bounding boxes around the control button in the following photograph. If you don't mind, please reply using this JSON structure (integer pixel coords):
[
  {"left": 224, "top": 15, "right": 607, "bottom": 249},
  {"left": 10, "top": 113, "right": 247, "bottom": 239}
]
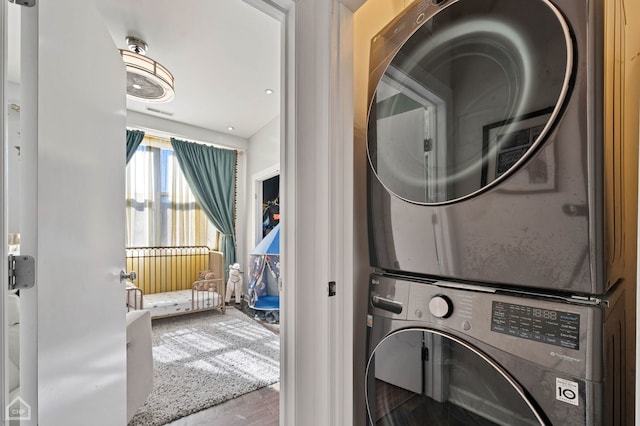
[
  {"left": 462, "top": 321, "right": 471, "bottom": 331},
  {"left": 415, "top": 309, "right": 423, "bottom": 319},
  {"left": 429, "top": 295, "right": 453, "bottom": 318}
]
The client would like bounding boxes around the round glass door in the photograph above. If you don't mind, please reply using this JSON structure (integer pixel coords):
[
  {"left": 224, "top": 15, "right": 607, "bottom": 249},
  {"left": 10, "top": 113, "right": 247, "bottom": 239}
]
[
  {"left": 365, "top": 329, "right": 546, "bottom": 425},
  {"left": 367, "top": 0, "right": 572, "bottom": 204}
]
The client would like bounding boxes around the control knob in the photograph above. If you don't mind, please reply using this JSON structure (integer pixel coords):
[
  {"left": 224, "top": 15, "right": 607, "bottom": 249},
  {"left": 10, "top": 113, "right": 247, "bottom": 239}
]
[{"left": 429, "top": 295, "right": 453, "bottom": 318}]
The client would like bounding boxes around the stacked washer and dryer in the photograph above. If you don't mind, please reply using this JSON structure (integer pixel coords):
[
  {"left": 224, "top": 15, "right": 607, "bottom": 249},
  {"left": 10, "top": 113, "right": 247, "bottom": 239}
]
[{"left": 364, "top": 0, "right": 637, "bottom": 425}]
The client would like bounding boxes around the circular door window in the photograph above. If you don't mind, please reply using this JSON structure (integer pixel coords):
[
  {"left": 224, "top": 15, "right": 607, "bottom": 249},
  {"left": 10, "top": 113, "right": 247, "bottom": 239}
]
[
  {"left": 367, "top": 0, "right": 572, "bottom": 204},
  {"left": 365, "top": 329, "right": 546, "bottom": 425}
]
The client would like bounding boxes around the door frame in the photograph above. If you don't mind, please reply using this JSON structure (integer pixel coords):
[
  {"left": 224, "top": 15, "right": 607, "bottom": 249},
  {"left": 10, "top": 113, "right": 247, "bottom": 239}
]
[
  {"left": 249, "top": 0, "right": 355, "bottom": 424},
  {"left": 250, "top": 164, "right": 280, "bottom": 252},
  {"left": 245, "top": 2, "right": 300, "bottom": 423}
]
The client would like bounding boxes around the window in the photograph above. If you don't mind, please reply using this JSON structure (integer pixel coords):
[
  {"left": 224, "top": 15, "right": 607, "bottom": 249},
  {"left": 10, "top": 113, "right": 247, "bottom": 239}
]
[{"left": 126, "top": 137, "right": 214, "bottom": 247}]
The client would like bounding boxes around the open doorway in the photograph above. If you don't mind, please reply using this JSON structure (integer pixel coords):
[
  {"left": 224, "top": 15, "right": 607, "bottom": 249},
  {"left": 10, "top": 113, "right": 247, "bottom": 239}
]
[
  {"left": 112, "top": 0, "right": 286, "bottom": 424},
  {"left": 261, "top": 174, "right": 280, "bottom": 239},
  {"left": 251, "top": 166, "right": 281, "bottom": 249},
  {"left": 123, "top": 129, "right": 282, "bottom": 425}
]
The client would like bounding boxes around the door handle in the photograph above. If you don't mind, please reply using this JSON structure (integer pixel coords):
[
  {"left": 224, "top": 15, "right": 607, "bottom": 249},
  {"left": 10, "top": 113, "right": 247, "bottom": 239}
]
[
  {"left": 371, "top": 294, "right": 403, "bottom": 314},
  {"left": 120, "top": 270, "right": 137, "bottom": 284}
]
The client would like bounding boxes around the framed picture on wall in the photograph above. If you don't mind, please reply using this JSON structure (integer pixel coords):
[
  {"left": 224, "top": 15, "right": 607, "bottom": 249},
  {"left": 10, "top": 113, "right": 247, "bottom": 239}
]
[{"left": 481, "top": 107, "right": 556, "bottom": 192}]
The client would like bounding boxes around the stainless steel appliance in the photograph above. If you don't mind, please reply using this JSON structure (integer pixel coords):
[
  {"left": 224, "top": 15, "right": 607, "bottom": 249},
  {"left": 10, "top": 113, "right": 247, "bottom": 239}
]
[
  {"left": 366, "top": 0, "right": 637, "bottom": 295},
  {"left": 364, "top": 1, "right": 637, "bottom": 423},
  {"left": 366, "top": 274, "right": 626, "bottom": 425}
]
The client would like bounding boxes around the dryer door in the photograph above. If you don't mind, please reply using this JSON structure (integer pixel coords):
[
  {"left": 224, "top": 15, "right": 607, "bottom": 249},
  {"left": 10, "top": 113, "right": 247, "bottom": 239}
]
[
  {"left": 365, "top": 328, "right": 546, "bottom": 425},
  {"left": 367, "top": 0, "right": 572, "bottom": 204}
]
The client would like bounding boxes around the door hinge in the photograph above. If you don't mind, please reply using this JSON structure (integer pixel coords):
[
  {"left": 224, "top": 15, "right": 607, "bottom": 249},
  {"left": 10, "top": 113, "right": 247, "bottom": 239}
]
[
  {"left": 8, "top": 255, "right": 35, "bottom": 290},
  {"left": 8, "top": 0, "right": 36, "bottom": 7},
  {"left": 328, "top": 281, "right": 336, "bottom": 297}
]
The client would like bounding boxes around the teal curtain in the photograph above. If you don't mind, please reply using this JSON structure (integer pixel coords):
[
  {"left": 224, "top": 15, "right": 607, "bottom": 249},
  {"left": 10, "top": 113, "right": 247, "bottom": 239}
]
[
  {"left": 126, "top": 130, "right": 145, "bottom": 164},
  {"left": 170, "top": 138, "right": 237, "bottom": 268}
]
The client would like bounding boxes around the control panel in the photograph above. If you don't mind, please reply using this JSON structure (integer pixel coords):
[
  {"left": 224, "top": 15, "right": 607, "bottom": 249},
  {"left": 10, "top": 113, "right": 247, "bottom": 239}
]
[
  {"left": 491, "top": 301, "right": 580, "bottom": 350},
  {"left": 369, "top": 273, "right": 598, "bottom": 378}
]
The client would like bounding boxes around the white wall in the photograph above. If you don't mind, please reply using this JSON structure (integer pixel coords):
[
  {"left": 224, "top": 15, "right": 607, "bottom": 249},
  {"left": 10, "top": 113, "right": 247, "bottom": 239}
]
[
  {"left": 248, "top": 115, "right": 280, "bottom": 177},
  {"left": 243, "top": 115, "right": 280, "bottom": 277},
  {"left": 7, "top": 82, "right": 20, "bottom": 235},
  {"left": 127, "top": 110, "right": 249, "bottom": 151}
]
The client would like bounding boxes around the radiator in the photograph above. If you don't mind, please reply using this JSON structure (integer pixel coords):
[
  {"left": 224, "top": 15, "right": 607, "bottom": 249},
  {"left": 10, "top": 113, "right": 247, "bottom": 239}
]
[{"left": 126, "top": 246, "right": 213, "bottom": 295}]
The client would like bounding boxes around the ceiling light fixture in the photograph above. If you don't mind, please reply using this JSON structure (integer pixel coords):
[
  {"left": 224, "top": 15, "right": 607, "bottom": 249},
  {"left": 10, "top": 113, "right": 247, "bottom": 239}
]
[
  {"left": 120, "top": 36, "right": 175, "bottom": 103},
  {"left": 227, "top": 126, "right": 235, "bottom": 131},
  {"left": 265, "top": 89, "right": 274, "bottom": 95}
]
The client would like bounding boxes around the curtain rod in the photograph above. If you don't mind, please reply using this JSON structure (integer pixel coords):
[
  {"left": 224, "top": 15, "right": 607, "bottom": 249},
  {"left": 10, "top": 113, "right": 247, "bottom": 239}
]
[
  {"left": 127, "top": 127, "right": 243, "bottom": 153},
  {"left": 145, "top": 134, "right": 171, "bottom": 144}
]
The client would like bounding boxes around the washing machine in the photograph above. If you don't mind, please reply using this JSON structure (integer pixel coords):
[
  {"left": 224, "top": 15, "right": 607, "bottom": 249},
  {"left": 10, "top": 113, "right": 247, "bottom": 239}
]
[
  {"left": 366, "top": 0, "right": 638, "bottom": 294},
  {"left": 365, "top": 273, "right": 626, "bottom": 425}
]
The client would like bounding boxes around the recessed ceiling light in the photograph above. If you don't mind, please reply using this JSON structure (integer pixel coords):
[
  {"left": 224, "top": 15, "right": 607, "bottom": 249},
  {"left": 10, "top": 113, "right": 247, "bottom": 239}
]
[
  {"left": 132, "top": 83, "right": 142, "bottom": 90},
  {"left": 227, "top": 126, "right": 235, "bottom": 131},
  {"left": 265, "top": 89, "right": 274, "bottom": 95}
]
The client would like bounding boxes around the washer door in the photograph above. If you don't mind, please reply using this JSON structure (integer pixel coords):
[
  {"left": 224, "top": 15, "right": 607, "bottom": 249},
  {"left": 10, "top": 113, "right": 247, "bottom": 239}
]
[
  {"left": 365, "top": 328, "right": 546, "bottom": 425},
  {"left": 367, "top": 0, "right": 572, "bottom": 204}
]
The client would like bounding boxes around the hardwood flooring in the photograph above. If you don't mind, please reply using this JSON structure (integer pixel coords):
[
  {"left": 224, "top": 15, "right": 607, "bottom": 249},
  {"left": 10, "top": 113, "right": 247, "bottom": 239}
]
[{"left": 166, "top": 383, "right": 280, "bottom": 426}]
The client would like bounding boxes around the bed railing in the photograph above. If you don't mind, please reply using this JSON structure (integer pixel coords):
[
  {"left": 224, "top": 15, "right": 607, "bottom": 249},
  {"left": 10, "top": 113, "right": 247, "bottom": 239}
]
[{"left": 125, "top": 246, "right": 211, "bottom": 295}]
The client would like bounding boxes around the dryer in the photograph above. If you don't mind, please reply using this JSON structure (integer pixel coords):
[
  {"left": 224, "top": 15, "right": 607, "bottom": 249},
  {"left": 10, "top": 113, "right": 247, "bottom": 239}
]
[
  {"left": 366, "top": 0, "right": 637, "bottom": 295},
  {"left": 365, "top": 273, "right": 626, "bottom": 425}
]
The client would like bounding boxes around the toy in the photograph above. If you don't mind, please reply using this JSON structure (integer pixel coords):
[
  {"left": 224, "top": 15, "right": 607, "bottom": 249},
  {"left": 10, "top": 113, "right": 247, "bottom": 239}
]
[{"left": 225, "top": 263, "right": 243, "bottom": 305}]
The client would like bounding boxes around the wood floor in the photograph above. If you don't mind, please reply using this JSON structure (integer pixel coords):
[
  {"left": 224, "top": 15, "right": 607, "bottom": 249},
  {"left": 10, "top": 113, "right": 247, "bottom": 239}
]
[
  {"left": 166, "top": 383, "right": 280, "bottom": 426},
  {"left": 166, "top": 303, "right": 280, "bottom": 426}
]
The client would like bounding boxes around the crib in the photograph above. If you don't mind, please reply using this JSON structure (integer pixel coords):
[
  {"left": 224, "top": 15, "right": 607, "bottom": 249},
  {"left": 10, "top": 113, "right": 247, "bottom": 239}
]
[{"left": 125, "top": 247, "right": 225, "bottom": 318}]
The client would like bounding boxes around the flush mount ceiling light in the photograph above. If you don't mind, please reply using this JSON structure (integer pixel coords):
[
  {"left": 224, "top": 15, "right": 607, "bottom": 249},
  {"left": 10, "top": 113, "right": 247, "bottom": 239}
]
[{"left": 120, "top": 36, "right": 175, "bottom": 103}]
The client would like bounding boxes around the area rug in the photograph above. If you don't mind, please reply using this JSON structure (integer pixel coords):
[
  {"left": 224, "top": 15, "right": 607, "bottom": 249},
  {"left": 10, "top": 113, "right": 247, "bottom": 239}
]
[{"left": 128, "top": 308, "right": 280, "bottom": 426}]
